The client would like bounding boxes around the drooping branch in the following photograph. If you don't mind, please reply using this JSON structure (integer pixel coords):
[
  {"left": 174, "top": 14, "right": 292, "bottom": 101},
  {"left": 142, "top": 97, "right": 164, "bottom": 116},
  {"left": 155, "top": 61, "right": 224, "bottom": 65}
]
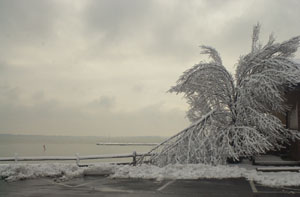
[
  {"left": 145, "top": 24, "right": 300, "bottom": 167},
  {"left": 169, "top": 46, "right": 235, "bottom": 122}
]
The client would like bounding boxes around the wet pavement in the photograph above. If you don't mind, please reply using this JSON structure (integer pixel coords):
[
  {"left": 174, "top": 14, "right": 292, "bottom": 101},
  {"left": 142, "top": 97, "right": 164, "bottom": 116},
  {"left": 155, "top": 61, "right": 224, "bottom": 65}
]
[{"left": 1, "top": 176, "right": 300, "bottom": 197}]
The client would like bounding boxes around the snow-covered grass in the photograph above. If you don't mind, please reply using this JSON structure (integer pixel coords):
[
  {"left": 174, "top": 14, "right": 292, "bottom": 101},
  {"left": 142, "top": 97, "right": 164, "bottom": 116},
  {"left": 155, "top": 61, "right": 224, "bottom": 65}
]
[{"left": 1, "top": 163, "right": 300, "bottom": 187}]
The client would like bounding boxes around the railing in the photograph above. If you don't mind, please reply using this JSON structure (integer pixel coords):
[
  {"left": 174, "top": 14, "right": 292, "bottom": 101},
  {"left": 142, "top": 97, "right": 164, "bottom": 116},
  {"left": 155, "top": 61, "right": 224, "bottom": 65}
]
[
  {"left": 0, "top": 152, "right": 151, "bottom": 167},
  {"left": 96, "top": 143, "right": 158, "bottom": 146}
]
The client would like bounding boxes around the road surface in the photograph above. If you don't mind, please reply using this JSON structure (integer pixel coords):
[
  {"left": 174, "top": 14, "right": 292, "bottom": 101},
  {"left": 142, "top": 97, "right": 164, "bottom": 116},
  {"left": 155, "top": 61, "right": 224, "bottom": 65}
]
[{"left": 1, "top": 176, "right": 300, "bottom": 196}]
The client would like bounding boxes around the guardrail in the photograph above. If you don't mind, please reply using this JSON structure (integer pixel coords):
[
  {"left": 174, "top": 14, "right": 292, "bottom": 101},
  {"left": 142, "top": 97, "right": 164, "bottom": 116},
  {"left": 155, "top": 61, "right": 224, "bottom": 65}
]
[{"left": 0, "top": 152, "right": 152, "bottom": 167}]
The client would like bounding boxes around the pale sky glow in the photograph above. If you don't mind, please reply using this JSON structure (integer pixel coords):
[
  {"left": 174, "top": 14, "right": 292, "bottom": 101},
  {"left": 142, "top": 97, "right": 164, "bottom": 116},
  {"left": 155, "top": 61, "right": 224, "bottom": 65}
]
[{"left": 1, "top": 0, "right": 300, "bottom": 136}]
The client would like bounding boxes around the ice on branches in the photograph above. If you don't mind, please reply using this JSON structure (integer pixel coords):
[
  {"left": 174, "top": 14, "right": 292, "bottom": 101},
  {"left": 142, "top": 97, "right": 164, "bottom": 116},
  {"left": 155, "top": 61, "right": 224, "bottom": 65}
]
[{"left": 141, "top": 24, "right": 300, "bottom": 166}]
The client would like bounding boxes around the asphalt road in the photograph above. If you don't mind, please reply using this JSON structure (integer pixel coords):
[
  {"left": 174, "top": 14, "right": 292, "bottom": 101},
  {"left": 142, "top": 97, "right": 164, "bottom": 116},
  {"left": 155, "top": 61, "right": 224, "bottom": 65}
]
[{"left": 1, "top": 176, "right": 300, "bottom": 197}]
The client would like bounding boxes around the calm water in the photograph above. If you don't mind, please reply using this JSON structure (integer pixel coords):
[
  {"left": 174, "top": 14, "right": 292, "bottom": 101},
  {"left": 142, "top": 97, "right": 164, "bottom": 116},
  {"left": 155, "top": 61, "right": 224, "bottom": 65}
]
[{"left": 0, "top": 134, "right": 165, "bottom": 163}]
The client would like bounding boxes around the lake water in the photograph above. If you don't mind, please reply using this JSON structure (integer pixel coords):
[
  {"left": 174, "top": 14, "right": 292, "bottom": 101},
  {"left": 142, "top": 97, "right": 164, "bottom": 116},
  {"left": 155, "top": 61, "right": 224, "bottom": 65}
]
[{"left": 0, "top": 134, "right": 165, "bottom": 164}]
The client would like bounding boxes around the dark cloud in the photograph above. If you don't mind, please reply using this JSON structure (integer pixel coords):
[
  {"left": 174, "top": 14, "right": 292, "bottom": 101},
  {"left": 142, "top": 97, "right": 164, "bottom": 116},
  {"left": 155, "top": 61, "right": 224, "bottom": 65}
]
[{"left": 0, "top": 0, "right": 58, "bottom": 43}]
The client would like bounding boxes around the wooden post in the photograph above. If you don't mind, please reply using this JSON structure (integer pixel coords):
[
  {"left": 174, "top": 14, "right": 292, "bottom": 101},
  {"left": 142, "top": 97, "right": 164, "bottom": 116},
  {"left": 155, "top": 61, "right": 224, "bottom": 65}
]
[
  {"left": 132, "top": 151, "right": 137, "bottom": 166},
  {"left": 75, "top": 153, "right": 80, "bottom": 166},
  {"left": 14, "top": 153, "right": 18, "bottom": 163}
]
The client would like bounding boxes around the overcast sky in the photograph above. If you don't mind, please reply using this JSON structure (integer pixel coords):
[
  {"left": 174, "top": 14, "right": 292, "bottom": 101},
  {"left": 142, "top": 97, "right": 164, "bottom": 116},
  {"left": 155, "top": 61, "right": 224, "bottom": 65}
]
[{"left": 0, "top": 0, "right": 300, "bottom": 136}]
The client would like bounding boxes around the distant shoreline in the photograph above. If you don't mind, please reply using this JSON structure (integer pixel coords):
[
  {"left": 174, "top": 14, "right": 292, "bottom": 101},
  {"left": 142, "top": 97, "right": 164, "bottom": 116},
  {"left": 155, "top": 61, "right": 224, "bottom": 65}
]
[
  {"left": 0, "top": 134, "right": 167, "bottom": 144},
  {"left": 0, "top": 133, "right": 168, "bottom": 138}
]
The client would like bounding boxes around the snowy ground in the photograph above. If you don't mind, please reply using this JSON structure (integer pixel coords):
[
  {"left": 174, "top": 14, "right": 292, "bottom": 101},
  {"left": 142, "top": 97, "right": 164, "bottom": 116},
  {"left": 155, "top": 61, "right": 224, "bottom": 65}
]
[{"left": 1, "top": 161, "right": 300, "bottom": 187}]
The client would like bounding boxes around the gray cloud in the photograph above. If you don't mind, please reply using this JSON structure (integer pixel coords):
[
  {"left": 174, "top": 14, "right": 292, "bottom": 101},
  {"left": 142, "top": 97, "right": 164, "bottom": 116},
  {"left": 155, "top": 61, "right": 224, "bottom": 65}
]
[
  {"left": 0, "top": 85, "right": 20, "bottom": 105},
  {"left": 0, "top": 0, "right": 59, "bottom": 46},
  {"left": 205, "top": 0, "right": 300, "bottom": 69},
  {"left": 0, "top": 0, "right": 300, "bottom": 136},
  {"left": 87, "top": 96, "right": 116, "bottom": 110},
  {"left": 84, "top": 0, "right": 152, "bottom": 38},
  {"left": 0, "top": 91, "right": 188, "bottom": 136},
  {"left": 82, "top": 0, "right": 202, "bottom": 63},
  {"left": 132, "top": 84, "right": 144, "bottom": 93}
]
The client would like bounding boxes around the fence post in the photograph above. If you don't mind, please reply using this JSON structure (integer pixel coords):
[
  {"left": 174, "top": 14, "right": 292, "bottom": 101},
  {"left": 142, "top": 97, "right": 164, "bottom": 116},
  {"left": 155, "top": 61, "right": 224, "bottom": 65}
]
[
  {"left": 132, "top": 151, "right": 137, "bottom": 166},
  {"left": 75, "top": 153, "right": 80, "bottom": 166},
  {"left": 14, "top": 153, "right": 18, "bottom": 163}
]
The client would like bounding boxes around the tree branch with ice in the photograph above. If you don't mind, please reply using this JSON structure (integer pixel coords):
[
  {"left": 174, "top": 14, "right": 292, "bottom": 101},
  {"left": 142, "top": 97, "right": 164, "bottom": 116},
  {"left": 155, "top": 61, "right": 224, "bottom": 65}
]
[{"left": 140, "top": 23, "right": 300, "bottom": 166}]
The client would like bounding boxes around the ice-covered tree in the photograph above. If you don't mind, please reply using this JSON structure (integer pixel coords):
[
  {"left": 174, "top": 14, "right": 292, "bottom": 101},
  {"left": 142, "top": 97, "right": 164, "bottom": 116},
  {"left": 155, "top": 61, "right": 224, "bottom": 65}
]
[{"left": 140, "top": 24, "right": 300, "bottom": 166}]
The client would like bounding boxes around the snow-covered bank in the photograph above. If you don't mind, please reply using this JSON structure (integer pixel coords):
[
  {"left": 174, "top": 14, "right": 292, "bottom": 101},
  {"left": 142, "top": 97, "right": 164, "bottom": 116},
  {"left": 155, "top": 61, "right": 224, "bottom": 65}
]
[
  {"left": 0, "top": 163, "right": 116, "bottom": 182},
  {"left": 1, "top": 163, "right": 300, "bottom": 187},
  {"left": 0, "top": 163, "right": 83, "bottom": 182}
]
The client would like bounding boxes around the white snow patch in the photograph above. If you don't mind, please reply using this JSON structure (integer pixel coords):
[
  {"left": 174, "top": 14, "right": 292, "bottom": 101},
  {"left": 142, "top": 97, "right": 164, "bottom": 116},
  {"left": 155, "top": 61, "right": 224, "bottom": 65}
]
[
  {"left": 112, "top": 164, "right": 300, "bottom": 187},
  {"left": 0, "top": 163, "right": 83, "bottom": 182},
  {"left": 1, "top": 163, "right": 300, "bottom": 187},
  {"left": 248, "top": 171, "right": 300, "bottom": 187},
  {"left": 0, "top": 163, "right": 115, "bottom": 182},
  {"left": 111, "top": 164, "right": 250, "bottom": 181}
]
